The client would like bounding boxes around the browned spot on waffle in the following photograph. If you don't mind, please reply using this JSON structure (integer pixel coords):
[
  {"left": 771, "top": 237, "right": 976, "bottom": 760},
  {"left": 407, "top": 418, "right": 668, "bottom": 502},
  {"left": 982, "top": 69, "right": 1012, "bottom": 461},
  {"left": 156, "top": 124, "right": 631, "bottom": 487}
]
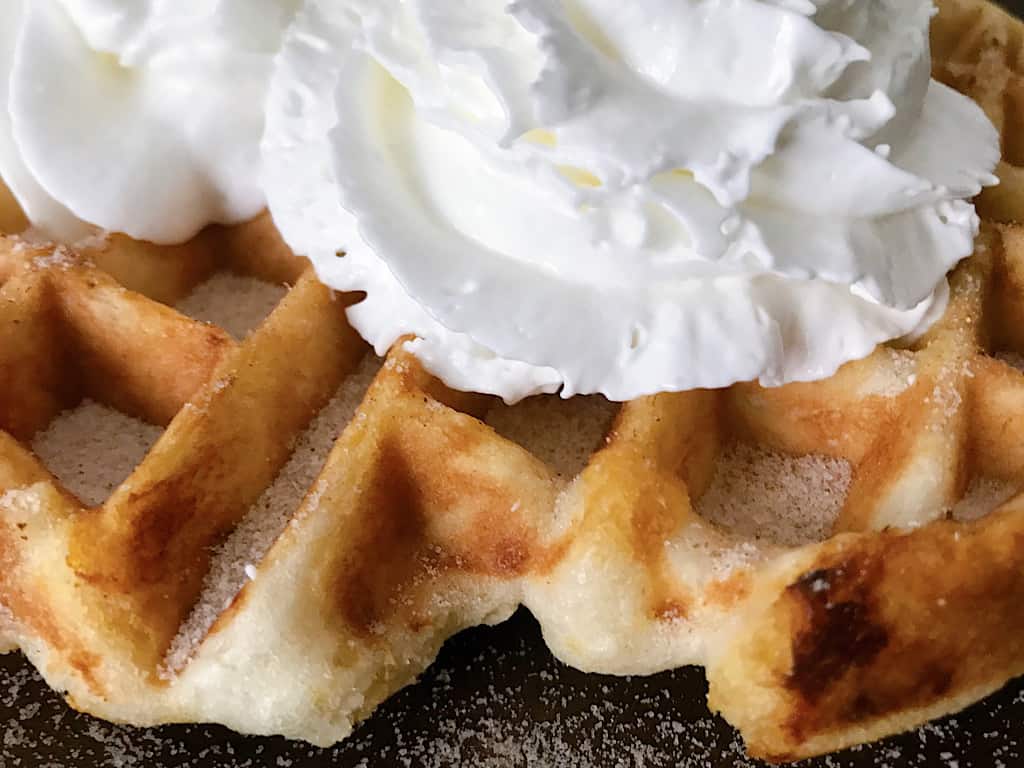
[
  {"left": 54, "top": 266, "right": 232, "bottom": 426},
  {"left": 786, "top": 560, "right": 890, "bottom": 709},
  {"left": 67, "top": 447, "right": 222, "bottom": 593},
  {"left": 43, "top": 269, "right": 365, "bottom": 670},
  {"left": 0, "top": 270, "right": 78, "bottom": 440},
  {"left": 993, "top": 224, "right": 1024, "bottom": 350},
  {"left": 65, "top": 651, "right": 105, "bottom": 700},
  {"left": 835, "top": 382, "right": 933, "bottom": 532},
  {"left": 336, "top": 441, "right": 434, "bottom": 638},
  {"left": 729, "top": 359, "right": 905, "bottom": 466},
  {"left": 572, "top": 445, "right": 695, "bottom": 627},
  {"left": 651, "top": 599, "right": 688, "bottom": 623},
  {"left": 783, "top": 518, "right": 1024, "bottom": 743},
  {"left": 630, "top": 478, "right": 693, "bottom": 622},
  {"left": 972, "top": 356, "right": 1024, "bottom": 478},
  {"left": 609, "top": 390, "right": 722, "bottom": 495},
  {"left": 709, "top": 500, "right": 1024, "bottom": 761},
  {"left": 122, "top": 472, "right": 207, "bottom": 584},
  {"left": 703, "top": 571, "right": 754, "bottom": 610},
  {"left": 335, "top": 411, "right": 547, "bottom": 638},
  {"left": 0, "top": 515, "right": 105, "bottom": 698},
  {"left": 0, "top": 434, "right": 55, "bottom": 491}
]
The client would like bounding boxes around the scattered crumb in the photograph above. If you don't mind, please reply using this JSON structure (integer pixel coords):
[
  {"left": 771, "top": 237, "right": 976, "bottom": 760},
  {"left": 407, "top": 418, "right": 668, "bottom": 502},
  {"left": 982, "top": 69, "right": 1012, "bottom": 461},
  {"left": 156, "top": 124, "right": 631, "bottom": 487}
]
[
  {"left": 30, "top": 401, "right": 163, "bottom": 507},
  {"left": 163, "top": 356, "right": 382, "bottom": 673},
  {"left": 176, "top": 274, "right": 288, "bottom": 340},
  {"left": 695, "top": 444, "right": 852, "bottom": 547},
  {"left": 485, "top": 396, "right": 618, "bottom": 481}
]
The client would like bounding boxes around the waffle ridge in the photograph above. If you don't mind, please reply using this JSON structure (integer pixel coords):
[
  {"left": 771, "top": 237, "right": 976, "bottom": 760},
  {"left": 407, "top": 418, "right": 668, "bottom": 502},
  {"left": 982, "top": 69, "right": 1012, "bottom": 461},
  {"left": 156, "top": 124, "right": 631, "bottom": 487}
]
[{"left": 2, "top": 1, "right": 1024, "bottom": 761}]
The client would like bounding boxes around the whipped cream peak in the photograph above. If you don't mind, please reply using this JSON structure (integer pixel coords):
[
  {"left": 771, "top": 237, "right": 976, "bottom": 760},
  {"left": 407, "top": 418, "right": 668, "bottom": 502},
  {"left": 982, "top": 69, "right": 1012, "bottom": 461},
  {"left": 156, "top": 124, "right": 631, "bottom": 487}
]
[
  {"left": 0, "top": 0, "right": 299, "bottom": 244},
  {"left": 0, "top": 0, "right": 1000, "bottom": 403},
  {"left": 263, "top": 0, "right": 999, "bottom": 402}
]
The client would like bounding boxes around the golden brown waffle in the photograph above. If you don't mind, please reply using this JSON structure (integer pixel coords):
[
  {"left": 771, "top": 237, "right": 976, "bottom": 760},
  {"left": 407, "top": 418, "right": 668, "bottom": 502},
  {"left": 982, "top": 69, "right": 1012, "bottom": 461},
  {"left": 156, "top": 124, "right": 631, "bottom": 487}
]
[{"left": 2, "top": 0, "right": 1024, "bottom": 762}]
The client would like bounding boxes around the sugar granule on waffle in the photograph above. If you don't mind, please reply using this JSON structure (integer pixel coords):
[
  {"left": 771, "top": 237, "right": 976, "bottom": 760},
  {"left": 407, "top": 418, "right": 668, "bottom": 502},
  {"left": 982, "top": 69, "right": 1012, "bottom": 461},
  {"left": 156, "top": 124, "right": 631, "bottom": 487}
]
[
  {"left": 30, "top": 245, "right": 77, "bottom": 271},
  {"left": 176, "top": 273, "right": 288, "bottom": 340},
  {"left": 164, "top": 354, "right": 384, "bottom": 674},
  {"left": 861, "top": 348, "right": 919, "bottom": 398},
  {"left": 30, "top": 401, "right": 164, "bottom": 507},
  {"left": 996, "top": 350, "right": 1024, "bottom": 372},
  {"left": 695, "top": 444, "right": 853, "bottom": 548},
  {"left": 666, "top": 525, "right": 768, "bottom": 584}
]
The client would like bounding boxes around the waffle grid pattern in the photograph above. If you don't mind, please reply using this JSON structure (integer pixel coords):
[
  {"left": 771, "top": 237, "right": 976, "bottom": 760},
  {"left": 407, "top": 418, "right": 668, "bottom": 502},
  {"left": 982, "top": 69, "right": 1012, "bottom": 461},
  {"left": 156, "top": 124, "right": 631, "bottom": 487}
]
[{"left": 1, "top": 1, "right": 1024, "bottom": 762}]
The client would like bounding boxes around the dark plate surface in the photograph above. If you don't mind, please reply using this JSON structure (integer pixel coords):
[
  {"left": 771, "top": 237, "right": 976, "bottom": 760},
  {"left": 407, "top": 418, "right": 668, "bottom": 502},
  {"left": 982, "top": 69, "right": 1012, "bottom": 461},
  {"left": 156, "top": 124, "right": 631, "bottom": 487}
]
[
  {"left": 5, "top": 3, "right": 1024, "bottom": 766},
  {"left": 2, "top": 608, "right": 1023, "bottom": 768}
]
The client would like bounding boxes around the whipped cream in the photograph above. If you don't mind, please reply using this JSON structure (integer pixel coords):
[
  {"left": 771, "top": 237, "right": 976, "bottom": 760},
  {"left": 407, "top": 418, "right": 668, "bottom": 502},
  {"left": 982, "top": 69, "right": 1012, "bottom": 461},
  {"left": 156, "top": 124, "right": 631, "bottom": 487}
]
[
  {"left": 0, "top": 0, "right": 299, "bottom": 243},
  {"left": 263, "top": 0, "right": 999, "bottom": 402}
]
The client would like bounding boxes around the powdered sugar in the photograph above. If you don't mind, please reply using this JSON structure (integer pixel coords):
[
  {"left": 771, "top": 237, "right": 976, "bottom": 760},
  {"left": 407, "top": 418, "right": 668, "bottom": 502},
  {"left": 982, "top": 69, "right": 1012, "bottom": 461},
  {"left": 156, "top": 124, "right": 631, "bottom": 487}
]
[
  {"left": 163, "top": 355, "right": 382, "bottom": 673},
  {"left": 926, "top": 377, "right": 966, "bottom": 428},
  {"left": 668, "top": 523, "right": 773, "bottom": 583},
  {"left": 695, "top": 444, "right": 852, "bottom": 547},
  {"left": 31, "top": 245, "right": 76, "bottom": 270},
  {"left": 30, "top": 401, "right": 163, "bottom": 507},
  {"left": 3, "top": 606, "right": 1019, "bottom": 768},
  {"left": 176, "top": 274, "right": 287, "bottom": 340}
]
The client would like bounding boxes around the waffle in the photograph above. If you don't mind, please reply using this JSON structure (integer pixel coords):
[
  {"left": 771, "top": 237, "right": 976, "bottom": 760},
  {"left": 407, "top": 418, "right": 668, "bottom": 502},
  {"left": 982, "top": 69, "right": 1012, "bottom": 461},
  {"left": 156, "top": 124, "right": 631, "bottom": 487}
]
[{"left": 1, "top": 0, "right": 1023, "bottom": 762}]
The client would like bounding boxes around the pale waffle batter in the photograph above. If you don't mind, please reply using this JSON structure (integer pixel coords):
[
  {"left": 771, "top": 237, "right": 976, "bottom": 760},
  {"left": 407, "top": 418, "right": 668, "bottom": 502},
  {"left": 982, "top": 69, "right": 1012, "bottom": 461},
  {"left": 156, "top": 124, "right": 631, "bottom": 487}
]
[{"left": 1, "top": 1, "right": 1024, "bottom": 765}]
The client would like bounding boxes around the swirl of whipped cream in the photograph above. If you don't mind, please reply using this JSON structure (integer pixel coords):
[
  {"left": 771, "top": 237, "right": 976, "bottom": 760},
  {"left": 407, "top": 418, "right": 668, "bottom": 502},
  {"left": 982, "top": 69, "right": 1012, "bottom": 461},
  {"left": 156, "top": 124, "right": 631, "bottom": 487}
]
[
  {"left": 264, "top": 0, "right": 1000, "bottom": 402},
  {"left": 0, "top": 0, "right": 299, "bottom": 243}
]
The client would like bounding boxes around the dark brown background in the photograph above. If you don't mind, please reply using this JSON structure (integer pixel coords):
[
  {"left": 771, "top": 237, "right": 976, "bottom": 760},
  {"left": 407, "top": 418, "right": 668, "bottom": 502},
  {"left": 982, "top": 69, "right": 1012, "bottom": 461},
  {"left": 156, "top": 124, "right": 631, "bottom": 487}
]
[{"left": 4, "top": 3, "right": 1024, "bottom": 765}]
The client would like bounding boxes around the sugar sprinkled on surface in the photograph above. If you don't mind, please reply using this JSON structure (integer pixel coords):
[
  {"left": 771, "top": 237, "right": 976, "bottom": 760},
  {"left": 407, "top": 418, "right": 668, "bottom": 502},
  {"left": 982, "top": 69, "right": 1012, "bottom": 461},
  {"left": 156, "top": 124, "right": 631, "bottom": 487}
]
[
  {"left": 485, "top": 396, "right": 618, "bottom": 481},
  {"left": 667, "top": 523, "right": 773, "bottom": 582},
  {"left": 175, "top": 273, "right": 288, "bottom": 340},
  {"left": 163, "top": 355, "right": 383, "bottom": 673},
  {"left": 695, "top": 444, "right": 852, "bottom": 547},
  {"left": 3, "top": 605, "right": 1020, "bottom": 768},
  {"left": 951, "top": 478, "right": 1020, "bottom": 522},
  {"left": 927, "top": 377, "right": 965, "bottom": 428},
  {"left": 31, "top": 245, "right": 77, "bottom": 270},
  {"left": 30, "top": 401, "right": 163, "bottom": 507},
  {"left": 862, "top": 348, "right": 918, "bottom": 398}
]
